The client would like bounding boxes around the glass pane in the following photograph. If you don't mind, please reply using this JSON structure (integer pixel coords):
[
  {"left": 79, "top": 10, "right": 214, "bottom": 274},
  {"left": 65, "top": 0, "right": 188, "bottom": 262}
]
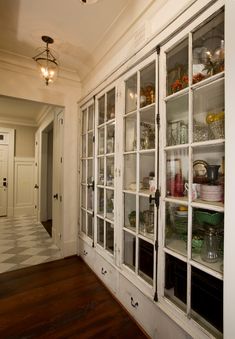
[
  {"left": 97, "top": 218, "right": 104, "bottom": 247},
  {"left": 87, "top": 159, "right": 93, "bottom": 185},
  {"left": 88, "top": 104, "right": 94, "bottom": 131},
  {"left": 107, "top": 123, "right": 115, "bottom": 154},
  {"left": 107, "top": 88, "right": 115, "bottom": 121},
  {"left": 138, "top": 239, "right": 153, "bottom": 284},
  {"left": 139, "top": 196, "right": 154, "bottom": 240},
  {"left": 87, "top": 186, "right": 93, "bottom": 211},
  {"left": 125, "top": 113, "right": 137, "bottom": 152},
  {"left": 140, "top": 107, "right": 155, "bottom": 150},
  {"left": 98, "top": 95, "right": 105, "bottom": 125},
  {"left": 166, "top": 149, "right": 188, "bottom": 199},
  {"left": 88, "top": 132, "right": 93, "bottom": 157},
  {"left": 106, "top": 222, "right": 114, "bottom": 254},
  {"left": 139, "top": 153, "right": 155, "bottom": 194},
  {"left": 98, "top": 157, "right": 104, "bottom": 185},
  {"left": 98, "top": 127, "right": 104, "bottom": 155},
  {"left": 124, "top": 154, "right": 136, "bottom": 191},
  {"left": 106, "top": 156, "right": 114, "bottom": 187},
  {"left": 82, "top": 135, "right": 86, "bottom": 157},
  {"left": 106, "top": 189, "right": 114, "bottom": 220},
  {"left": 140, "top": 62, "right": 155, "bottom": 108},
  {"left": 81, "top": 209, "right": 86, "bottom": 233},
  {"left": 82, "top": 160, "right": 86, "bottom": 183},
  {"left": 124, "top": 193, "right": 136, "bottom": 231},
  {"left": 81, "top": 185, "right": 86, "bottom": 208},
  {"left": 87, "top": 213, "right": 93, "bottom": 239},
  {"left": 82, "top": 109, "right": 87, "bottom": 134},
  {"left": 192, "top": 208, "right": 224, "bottom": 274},
  {"left": 193, "top": 80, "right": 224, "bottom": 143},
  {"left": 164, "top": 254, "right": 187, "bottom": 312},
  {"left": 193, "top": 143, "right": 224, "bottom": 190},
  {"left": 125, "top": 74, "right": 137, "bottom": 113},
  {"left": 124, "top": 231, "right": 136, "bottom": 271},
  {"left": 166, "top": 94, "right": 189, "bottom": 146},
  {"left": 166, "top": 39, "right": 188, "bottom": 95},
  {"left": 192, "top": 11, "right": 224, "bottom": 83},
  {"left": 165, "top": 202, "right": 188, "bottom": 257},
  {"left": 97, "top": 188, "right": 104, "bottom": 215},
  {"left": 191, "top": 267, "right": 223, "bottom": 335}
]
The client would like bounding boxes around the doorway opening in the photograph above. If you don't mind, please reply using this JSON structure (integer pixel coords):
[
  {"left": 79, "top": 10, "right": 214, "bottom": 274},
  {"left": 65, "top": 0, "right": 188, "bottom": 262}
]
[{"left": 40, "top": 122, "right": 53, "bottom": 237}]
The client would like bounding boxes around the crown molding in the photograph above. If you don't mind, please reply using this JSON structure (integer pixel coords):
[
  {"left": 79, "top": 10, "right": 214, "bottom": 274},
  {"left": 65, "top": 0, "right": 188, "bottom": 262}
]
[
  {"left": 0, "top": 49, "right": 81, "bottom": 84},
  {"left": 0, "top": 116, "right": 38, "bottom": 127}
]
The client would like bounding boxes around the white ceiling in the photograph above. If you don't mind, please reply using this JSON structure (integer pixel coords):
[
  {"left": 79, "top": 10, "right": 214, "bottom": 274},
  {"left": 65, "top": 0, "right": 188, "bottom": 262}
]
[{"left": 0, "top": 0, "right": 155, "bottom": 125}]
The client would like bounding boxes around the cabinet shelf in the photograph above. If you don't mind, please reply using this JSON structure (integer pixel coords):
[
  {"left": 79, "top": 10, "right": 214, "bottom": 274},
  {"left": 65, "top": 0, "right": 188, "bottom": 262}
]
[
  {"left": 191, "top": 139, "right": 225, "bottom": 148},
  {"left": 190, "top": 256, "right": 223, "bottom": 279},
  {"left": 165, "top": 197, "right": 188, "bottom": 204},
  {"left": 139, "top": 102, "right": 155, "bottom": 112},
  {"left": 164, "top": 87, "right": 189, "bottom": 102},
  {"left": 191, "top": 200, "right": 224, "bottom": 212},
  {"left": 191, "top": 71, "right": 225, "bottom": 91},
  {"left": 138, "top": 231, "right": 154, "bottom": 242},
  {"left": 164, "top": 144, "right": 189, "bottom": 151}
]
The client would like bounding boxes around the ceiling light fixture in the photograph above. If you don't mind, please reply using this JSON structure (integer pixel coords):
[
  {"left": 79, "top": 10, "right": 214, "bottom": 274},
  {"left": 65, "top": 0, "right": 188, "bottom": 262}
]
[
  {"left": 80, "top": 0, "right": 99, "bottom": 4},
  {"left": 32, "top": 36, "right": 58, "bottom": 86}
]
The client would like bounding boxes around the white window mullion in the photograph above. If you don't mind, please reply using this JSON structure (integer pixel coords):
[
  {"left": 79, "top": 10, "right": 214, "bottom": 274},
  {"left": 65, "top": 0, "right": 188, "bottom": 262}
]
[{"left": 186, "top": 31, "right": 193, "bottom": 318}]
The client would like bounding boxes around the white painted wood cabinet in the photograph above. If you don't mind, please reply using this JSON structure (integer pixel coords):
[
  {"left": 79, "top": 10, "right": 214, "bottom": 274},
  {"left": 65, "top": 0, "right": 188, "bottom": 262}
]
[{"left": 79, "top": 1, "right": 226, "bottom": 338}]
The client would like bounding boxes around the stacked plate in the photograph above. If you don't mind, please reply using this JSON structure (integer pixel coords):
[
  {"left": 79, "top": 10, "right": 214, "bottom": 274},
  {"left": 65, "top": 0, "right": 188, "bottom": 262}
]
[{"left": 200, "top": 184, "right": 222, "bottom": 202}]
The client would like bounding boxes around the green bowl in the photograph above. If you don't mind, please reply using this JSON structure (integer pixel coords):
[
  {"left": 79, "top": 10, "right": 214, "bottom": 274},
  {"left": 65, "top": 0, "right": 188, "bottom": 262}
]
[{"left": 194, "top": 210, "right": 224, "bottom": 226}]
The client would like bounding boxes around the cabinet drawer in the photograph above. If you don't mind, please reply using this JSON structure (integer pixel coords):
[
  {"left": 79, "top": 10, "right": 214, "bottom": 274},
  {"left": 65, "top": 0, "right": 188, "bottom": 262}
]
[
  {"left": 118, "top": 274, "right": 157, "bottom": 337},
  {"left": 79, "top": 239, "right": 95, "bottom": 269},
  {"left": 93, "top": 253, "right": 118, "bottom": 294}
]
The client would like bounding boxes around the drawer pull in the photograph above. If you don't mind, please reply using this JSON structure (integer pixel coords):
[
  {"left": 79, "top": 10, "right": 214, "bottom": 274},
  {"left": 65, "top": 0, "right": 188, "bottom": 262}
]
[
  {"left": 131, "top": 297, "right": 139, "bottom": 308},
  {"left": 83, "top": 250, "right": 88, "bottom": 256},
  {"left": 101, "top": 267, "right": 107, "bottom": 275}
]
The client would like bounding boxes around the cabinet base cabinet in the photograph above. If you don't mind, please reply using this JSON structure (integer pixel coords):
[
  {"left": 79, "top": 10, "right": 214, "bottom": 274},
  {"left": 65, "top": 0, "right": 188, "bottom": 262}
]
[
  {"left": 79, "top": 238, "right": 95, "bottom": 269},
  {"left": 78, "top": 239, "right": 210, "bottom": 338},
  {"left": 93, "top": 252, "right": 118, "bottom": 295},
  {"left": 117, "top": 274, "right": 190, "bottom": 339}
]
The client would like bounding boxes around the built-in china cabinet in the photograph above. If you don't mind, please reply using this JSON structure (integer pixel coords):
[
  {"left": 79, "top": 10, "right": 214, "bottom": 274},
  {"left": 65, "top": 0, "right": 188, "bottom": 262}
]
[{"left": 79, "top": 1, "right": 225, "bottom": 338}]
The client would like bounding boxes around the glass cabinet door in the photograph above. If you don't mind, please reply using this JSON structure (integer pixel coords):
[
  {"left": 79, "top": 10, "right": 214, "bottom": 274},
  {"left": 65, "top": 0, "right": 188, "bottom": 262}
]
[
  {"left": 122, "top": 58, "right": 157, "bottom": 287},
  {"left": 162, "top": 9, "right": 224, "bottom": 337},
  {"left": 96, "top": 87, "right": 116, "bottom": 256},
  {"left": 80, "top": 102, "right": 95, "bottom": 241}
]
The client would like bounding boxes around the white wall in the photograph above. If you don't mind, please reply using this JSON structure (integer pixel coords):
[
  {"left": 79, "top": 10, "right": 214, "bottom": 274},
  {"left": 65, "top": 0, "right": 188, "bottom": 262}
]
[{"left": 0, "top": 123, "right": 36, "bottom": 157}]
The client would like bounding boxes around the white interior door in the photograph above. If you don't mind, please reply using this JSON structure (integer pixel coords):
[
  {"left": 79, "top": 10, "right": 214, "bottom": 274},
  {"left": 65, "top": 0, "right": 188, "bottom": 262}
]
[
  {"left": 53, "top": 111, "right": 64, "bottom": 250},
  {"left": 0, "top": 144, "right": 8, "bottom": 216}
]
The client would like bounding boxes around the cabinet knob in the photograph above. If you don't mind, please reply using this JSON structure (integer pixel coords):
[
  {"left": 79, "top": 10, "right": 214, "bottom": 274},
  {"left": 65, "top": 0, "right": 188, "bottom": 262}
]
[
  {"left": 131, "top": 297, "right": 139, "bottom": 308},
  {"left": 83, "top": 250, "right": 88, "bottom": 256},
  {"left": 101, "top": 267, "right": 107, "bottom": 275}
]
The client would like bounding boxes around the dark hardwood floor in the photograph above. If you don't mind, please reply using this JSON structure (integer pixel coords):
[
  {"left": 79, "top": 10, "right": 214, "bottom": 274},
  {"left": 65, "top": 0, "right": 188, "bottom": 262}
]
[{"left": 0, "top": 256, "right": 148, "bottom": 338}]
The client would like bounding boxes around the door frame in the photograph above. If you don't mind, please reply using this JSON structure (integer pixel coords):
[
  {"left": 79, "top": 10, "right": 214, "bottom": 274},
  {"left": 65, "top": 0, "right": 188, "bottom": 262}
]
[
  {"left": 52, "top": 110, "right": 64, "bottom": 252},
  {"left": 0, "top": 127, "right": 14, "bottom": 217}
]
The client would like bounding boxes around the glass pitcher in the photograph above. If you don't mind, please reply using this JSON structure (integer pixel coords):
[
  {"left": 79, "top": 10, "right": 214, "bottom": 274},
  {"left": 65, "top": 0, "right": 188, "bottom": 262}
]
[{"left": 201, "top": 227, "right": 219, "bottom": 263}]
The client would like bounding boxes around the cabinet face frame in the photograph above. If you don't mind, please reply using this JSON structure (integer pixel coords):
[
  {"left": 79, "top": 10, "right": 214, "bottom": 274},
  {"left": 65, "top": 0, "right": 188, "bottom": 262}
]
[
  {"left": 158, "top": 3, "right": 225, "bottom": 337},
  {"left": 79, "top": 98, "right": 95, "bottom": 246},
  {"left": 94, "top": 82, "right": 118, "bottom": 264},
  {"left": 119, "top": 53, "right": 159, "bottom": 296}
]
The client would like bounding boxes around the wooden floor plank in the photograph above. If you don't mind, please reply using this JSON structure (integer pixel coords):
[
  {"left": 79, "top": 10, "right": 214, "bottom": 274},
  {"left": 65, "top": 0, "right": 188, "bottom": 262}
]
[{"left": 0, "top": 256, "right": 147, "bottom": 338}]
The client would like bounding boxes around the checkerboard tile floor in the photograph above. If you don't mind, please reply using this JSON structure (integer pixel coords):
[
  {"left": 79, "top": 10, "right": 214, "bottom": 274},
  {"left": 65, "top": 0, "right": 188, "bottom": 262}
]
[{"left": 0, "top": 216, "right": 62, "bottom": 273}]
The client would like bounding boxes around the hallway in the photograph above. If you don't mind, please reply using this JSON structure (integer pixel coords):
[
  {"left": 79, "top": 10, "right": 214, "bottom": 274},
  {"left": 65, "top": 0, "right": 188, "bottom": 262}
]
[{"left": 0, "top": 215, "right": 62, "bottom": 273}]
